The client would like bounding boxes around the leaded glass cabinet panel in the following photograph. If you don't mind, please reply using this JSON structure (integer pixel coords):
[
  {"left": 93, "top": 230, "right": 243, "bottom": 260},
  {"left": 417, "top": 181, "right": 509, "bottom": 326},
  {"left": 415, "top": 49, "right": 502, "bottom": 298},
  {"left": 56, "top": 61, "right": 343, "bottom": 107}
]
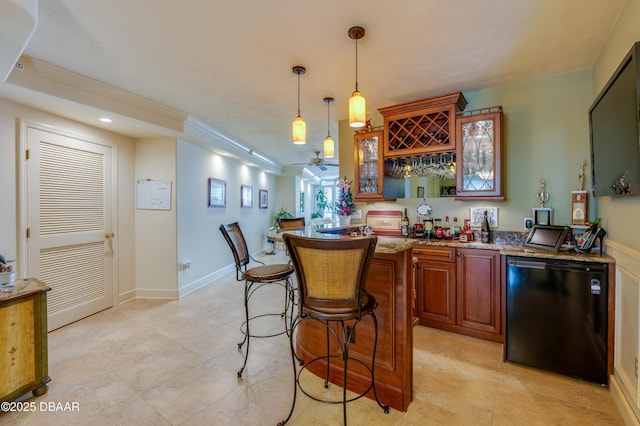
[{"left": 455, "top": 107, "right": 504, "bottom": 200}]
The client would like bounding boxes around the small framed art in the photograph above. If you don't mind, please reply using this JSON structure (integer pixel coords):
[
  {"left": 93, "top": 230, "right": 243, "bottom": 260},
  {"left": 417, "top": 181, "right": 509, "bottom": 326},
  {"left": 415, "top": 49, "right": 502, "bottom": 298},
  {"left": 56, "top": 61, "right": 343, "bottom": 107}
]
[
  {"left": 259, "top": 189, "right": 268, "bottom": 209},
  {"left": 241, "top": 185, "right": 253, "bottom": 208},
  {"left": 208, "top": 178, "right": 226, "bottom": 208}
]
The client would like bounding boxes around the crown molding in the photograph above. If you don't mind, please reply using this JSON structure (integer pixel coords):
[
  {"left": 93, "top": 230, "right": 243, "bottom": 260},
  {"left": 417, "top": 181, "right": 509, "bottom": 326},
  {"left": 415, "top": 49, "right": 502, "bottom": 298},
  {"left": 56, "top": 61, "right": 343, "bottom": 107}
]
[{"left": 8, "top": 55, "right": 188, "bottom": 132}]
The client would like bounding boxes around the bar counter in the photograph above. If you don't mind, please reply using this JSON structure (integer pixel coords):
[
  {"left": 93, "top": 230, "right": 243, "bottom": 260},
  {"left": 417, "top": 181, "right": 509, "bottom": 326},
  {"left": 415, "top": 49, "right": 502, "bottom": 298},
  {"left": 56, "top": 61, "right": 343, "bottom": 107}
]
[{"left": 267, "top": 226, "right": 614, "bottom": 412}]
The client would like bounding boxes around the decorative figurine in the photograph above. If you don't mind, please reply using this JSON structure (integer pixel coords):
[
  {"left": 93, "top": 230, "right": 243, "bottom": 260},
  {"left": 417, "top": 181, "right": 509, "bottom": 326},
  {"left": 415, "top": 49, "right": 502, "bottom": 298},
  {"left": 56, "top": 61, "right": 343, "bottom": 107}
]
[
  {"left": 536, "top": 177, "right": 549, "bottom": 207},
  {"left": 578, "top": 159, "right": 586, "bottom": 191}
]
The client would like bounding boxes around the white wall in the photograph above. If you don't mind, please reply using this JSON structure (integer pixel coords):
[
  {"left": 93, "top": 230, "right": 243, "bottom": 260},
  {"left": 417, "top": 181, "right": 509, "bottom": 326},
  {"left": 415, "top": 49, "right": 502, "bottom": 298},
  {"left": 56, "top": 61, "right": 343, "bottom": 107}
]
[
  {"left": 0, "top": 97, "right": 136, "bottom": 303},
  {"left": 591, "top": 0, "right": 640, "bottom": 423},
  {"left": 176, "top": 139, "right": 276, "bottom": 297},
  {"left": 134, "top": 137, "right": 178, "bottom": 298}
]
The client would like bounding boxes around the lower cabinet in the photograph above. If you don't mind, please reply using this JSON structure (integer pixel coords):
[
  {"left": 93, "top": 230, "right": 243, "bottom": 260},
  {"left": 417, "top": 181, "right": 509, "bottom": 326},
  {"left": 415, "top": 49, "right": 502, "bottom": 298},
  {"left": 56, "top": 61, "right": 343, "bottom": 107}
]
[
  {"left": 1, "top": 279, "right": 51, "bottom": 402},
  {"left": 413, "top": 246, "right": 502, "bottom": 342}
]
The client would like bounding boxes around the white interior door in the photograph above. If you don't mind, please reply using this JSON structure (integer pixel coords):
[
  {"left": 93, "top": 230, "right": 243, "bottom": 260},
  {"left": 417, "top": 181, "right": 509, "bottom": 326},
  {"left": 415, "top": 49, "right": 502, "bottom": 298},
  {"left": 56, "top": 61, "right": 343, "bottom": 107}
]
[{"left": 25, "top": 126, "right": 114, "bottom": 331}]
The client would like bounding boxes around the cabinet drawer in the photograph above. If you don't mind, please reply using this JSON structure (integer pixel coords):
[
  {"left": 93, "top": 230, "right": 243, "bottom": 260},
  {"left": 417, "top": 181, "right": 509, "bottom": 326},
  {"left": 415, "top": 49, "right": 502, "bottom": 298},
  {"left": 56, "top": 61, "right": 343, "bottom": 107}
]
[{"left": 412, "top": 246, "right": 456, "bottom": 262}]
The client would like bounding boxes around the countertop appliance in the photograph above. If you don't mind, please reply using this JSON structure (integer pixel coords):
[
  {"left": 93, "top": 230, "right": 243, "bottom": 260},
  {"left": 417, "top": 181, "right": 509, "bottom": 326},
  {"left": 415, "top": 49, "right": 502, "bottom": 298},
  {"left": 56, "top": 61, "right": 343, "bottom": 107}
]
[{"left": 505, "top": 256, "right": 608, "bottom": 384}]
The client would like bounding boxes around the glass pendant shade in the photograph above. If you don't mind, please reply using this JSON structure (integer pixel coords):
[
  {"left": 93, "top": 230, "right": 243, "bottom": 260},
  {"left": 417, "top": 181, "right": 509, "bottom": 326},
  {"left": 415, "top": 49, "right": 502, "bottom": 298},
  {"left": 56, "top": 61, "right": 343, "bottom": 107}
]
[
  {"left": 324, "top": 136, "right": 335, "bottom": 158},
  {"left": 292, "top": 116, "right": 306, "bottom": 144},
  {"left": 349, "top": 90, "right": 366, "bottom": 128},
  {"left": 292, "top": 65, "right": 306, "bottom": 144}
]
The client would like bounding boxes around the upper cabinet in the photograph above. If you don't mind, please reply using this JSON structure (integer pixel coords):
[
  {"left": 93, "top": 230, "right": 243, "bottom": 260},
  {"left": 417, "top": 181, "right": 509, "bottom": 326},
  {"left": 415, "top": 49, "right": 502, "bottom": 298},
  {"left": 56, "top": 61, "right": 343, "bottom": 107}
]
[
  {"left": 379, "top": 92, "right": 468, "bottom": 157},
  {"left": 353, "top": 127, "right": 385, "bottom": 201},
  {"left": 455, "top": 107, "right": 503, "bottom": 200}
]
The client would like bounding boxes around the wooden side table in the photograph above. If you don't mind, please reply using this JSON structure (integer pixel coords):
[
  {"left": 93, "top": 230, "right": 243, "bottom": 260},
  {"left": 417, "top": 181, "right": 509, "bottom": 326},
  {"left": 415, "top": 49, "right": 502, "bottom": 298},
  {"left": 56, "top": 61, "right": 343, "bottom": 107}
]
[{"left": 1, "top": 278, "right": 51, "bottom": 402}]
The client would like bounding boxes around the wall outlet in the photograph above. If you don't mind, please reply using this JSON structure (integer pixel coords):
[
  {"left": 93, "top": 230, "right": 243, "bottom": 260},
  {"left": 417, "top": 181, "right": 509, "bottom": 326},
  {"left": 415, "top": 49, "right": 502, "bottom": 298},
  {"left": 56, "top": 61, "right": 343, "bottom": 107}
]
[{"left": 524, "top": 217, "right": 533, "bottom": 230}]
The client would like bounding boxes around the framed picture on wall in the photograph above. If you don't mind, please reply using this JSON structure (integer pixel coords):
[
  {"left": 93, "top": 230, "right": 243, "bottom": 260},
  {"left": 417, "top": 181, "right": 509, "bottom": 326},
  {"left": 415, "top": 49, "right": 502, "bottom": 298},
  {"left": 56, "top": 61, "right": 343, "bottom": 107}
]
[
  {"left": 241, "top": 185, "right": 253, "bottom": 208},
  {"left": 259, "top": 189, "right": 268, "bottom": 209},
  {"left": 208, "top": 178, "right": 226, "bottom": 207}
]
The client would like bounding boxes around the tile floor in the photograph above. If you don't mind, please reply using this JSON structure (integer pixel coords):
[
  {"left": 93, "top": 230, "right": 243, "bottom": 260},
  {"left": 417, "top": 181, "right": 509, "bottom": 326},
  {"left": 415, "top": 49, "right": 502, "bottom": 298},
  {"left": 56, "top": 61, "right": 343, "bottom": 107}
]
[{"left": 0, "top": 252, "right": 625, "bottom": 425}]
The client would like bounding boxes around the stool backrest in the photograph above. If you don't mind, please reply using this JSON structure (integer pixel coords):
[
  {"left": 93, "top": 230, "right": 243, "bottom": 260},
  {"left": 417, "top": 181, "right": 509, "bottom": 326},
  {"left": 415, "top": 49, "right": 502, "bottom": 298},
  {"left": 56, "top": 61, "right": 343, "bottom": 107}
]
[
  {"left": 219, "top": 222, "right": 250, "bottom": 269},
  {"left": 284, "top": 235, "right": 377, "bottom": 317},
  {"left": 278, "top": 217, "right": 306, "bottom": 229}
]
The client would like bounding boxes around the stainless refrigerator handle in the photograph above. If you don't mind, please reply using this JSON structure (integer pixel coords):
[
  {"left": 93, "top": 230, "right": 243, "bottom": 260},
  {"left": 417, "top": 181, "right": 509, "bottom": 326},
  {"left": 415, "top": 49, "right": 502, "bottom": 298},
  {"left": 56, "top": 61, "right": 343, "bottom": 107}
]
[{"left": 507, "top": 260, "right": 546, "bottom": 269}]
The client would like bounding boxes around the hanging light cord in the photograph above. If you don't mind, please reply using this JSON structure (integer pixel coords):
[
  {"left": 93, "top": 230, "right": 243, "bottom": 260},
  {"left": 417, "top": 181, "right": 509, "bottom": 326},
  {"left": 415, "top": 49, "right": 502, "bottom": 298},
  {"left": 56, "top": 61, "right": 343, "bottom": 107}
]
[
  {"left": 354, "top": 36, "right": 359, "bottom": 92},
  {"left": 297, "top": 72, "right": 301, "bottom": 117},
  {"left": 327, "top": 101, "right": 331, "bottom": 137}
]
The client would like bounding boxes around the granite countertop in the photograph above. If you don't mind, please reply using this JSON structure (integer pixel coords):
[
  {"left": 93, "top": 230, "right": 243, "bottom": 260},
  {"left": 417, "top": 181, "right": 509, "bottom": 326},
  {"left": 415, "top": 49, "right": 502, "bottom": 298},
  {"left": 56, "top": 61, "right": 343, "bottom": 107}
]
[{"left": 267, "top": 226, "right": 615, "bottom": 263}]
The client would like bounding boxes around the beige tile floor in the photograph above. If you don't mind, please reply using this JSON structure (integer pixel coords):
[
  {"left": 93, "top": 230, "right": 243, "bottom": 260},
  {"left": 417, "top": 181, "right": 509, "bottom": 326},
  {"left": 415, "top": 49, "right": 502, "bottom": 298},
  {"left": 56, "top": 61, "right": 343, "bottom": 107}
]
[{"left": 1, "top": 252, "right": 625, "bottom": 425}]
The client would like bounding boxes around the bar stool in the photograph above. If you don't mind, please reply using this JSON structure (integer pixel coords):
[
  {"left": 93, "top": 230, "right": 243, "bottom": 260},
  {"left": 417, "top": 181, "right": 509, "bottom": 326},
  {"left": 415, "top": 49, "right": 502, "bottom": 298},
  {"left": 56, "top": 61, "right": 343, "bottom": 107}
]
[
  {"left": 279, "top": 234, "right": 389, "bottom": 425},
  {"left": 219, "top": 222, "right": 296, "bottom": 378},
  {"left": 277, "top": 217, "right": 306, "bottom": 230}
]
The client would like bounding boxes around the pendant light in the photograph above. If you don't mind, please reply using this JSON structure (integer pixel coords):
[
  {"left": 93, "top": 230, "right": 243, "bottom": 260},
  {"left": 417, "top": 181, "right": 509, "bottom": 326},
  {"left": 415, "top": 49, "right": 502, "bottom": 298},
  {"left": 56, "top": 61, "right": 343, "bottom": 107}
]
[
  {"left": 323, "top": 97, "right": 335, "bottom": 158},
  {"left": 292, "top": 66, "right": 306, "bottom": 144},
  {"left": 348, "top": 26, "right": 366, "bottom": 128}
]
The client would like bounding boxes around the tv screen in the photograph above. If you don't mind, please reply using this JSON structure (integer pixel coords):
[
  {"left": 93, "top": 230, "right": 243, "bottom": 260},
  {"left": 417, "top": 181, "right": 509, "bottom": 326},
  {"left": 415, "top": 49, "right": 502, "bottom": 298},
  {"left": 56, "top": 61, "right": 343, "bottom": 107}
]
[{"left": 589, "top": 41, "right": 640, "bottom": 197}]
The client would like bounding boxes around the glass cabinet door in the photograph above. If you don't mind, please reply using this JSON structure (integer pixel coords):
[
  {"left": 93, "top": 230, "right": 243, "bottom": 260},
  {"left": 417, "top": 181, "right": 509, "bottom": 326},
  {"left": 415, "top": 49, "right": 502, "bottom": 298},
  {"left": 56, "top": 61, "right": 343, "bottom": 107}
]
[
  {"left": 354, "top": 129, "right": 385, "bottom": 201},
  {"left": 455, "top": 108, "right": 504, "bottom": 200}
]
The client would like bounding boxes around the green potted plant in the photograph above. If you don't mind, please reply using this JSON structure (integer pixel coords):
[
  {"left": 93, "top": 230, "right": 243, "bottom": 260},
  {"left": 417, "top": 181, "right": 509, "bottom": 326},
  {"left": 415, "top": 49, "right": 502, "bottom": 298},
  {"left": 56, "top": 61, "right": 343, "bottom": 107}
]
[{"left": 311, "top": 189, "right": 330, "bottom": 220}]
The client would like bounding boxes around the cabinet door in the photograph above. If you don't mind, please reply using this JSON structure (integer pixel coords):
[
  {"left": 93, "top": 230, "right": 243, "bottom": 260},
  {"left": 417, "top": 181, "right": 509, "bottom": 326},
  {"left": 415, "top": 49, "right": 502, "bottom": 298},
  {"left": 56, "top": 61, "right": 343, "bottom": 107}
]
[
  {"left": 354, "top": 129, "right": 385, "bottom": 201},
  {"left": 455, "top": 108, "right": 504, "bottom": 200},
  {"left": 456, "top": 248, "right": 501, "bottom": 334},
  {"left": 415, "top": 257, "right": 456, "bottom": 326}
]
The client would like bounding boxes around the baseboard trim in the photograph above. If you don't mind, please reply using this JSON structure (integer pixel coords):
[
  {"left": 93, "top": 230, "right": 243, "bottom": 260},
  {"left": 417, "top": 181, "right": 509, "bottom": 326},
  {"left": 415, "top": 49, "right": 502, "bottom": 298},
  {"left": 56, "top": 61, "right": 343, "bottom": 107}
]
[{"left": 611, "top": 374, "right": 640, "bottom": 426}]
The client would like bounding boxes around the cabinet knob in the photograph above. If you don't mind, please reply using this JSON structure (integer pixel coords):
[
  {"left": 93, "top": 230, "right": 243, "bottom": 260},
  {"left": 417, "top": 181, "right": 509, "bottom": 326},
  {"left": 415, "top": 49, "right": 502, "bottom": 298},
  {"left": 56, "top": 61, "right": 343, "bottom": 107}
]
[{"left": 457, "top": 251, "right": 461, "bottom": 257}]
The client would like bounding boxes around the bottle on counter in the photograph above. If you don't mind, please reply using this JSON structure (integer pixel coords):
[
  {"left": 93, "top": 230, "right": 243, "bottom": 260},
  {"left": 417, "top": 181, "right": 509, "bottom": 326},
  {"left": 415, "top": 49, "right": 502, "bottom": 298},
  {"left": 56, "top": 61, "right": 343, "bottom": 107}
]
[
  {"left": 424, "top": 215, "right": 433, "bottom": 240},
  {"left": 481, "top": 210, "right": 491, "bottom": 243},
  {"left": 414, "top": 216, "right": 424, "bottom": 238},
  {"left": 434, "top": 218, "right": 444, "bottom": 239},
  {"left": 401, "top": 208, "right": 410, "bottom": 238},
  {"left": 452, "top": 217, "right": 461, "bottom": 240},
  {"left": 443, "top": 216, "right": 451, "bottom": 240}
]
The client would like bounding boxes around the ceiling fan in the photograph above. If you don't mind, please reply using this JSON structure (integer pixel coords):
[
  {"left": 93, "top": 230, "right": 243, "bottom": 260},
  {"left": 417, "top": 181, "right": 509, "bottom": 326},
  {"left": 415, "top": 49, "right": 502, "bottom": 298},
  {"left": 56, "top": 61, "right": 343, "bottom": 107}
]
[{"left": 292, "top": 150, "right": 338, "bottom": 171}]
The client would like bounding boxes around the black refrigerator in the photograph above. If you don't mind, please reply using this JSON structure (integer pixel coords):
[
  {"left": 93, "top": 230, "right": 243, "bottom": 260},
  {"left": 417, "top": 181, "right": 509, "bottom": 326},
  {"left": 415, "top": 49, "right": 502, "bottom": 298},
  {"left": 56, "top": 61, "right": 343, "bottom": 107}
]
[{"left": 505, "top": 256, "right": 608, "bottom": 384}]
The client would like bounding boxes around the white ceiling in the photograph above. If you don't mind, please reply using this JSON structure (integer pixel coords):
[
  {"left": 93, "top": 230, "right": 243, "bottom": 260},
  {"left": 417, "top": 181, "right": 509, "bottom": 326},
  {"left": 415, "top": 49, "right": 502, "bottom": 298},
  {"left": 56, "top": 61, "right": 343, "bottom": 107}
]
[{"left": 0, "top": 0, "right": 626, "bottom": 178}]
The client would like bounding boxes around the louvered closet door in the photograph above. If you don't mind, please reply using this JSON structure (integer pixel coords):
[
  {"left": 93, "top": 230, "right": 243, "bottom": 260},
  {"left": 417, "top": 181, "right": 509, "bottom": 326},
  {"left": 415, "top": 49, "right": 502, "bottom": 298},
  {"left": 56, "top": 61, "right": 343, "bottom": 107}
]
[{"left": 26, "top": 127, "right": 114, "bottom": 331}]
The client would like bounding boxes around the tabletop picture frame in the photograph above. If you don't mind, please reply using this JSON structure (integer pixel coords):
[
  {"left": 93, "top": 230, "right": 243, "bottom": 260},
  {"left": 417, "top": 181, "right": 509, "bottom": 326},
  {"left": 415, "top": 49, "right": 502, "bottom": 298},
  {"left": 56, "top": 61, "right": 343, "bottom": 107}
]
[
  {"left": 259, "top": 189, "right": 268, "bottom": 209},
  {"left": 208, "top": 178, "right": 226, "bottom": 208},
  {"left": 241, "top": 185, "right": 253, "bottom": 208}
]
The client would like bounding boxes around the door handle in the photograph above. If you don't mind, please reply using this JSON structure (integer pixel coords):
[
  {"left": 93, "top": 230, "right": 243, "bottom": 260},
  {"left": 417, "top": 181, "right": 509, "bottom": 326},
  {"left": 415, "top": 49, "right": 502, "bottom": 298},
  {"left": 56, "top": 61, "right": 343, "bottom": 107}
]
[{"left": 105, "top": 232, "right": 115, "bottom": 240}]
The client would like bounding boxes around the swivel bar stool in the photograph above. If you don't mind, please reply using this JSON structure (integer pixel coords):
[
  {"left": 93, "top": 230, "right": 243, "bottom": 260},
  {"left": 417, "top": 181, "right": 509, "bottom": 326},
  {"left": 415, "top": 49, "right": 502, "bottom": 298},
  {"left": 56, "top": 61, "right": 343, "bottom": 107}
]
[
  {"left": 219, "top": 222, "right": 295, "bottom": 378},
  {"left": 279, "top": 234, "right": 389, "bottom": 425}
]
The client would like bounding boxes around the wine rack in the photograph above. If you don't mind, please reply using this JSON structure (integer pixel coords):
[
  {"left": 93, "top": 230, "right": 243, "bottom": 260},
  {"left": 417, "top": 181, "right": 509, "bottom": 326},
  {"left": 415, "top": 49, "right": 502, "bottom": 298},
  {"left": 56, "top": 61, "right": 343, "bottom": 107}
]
[{"left": 379, "top": 92, "right": 467, "bottom": 158}]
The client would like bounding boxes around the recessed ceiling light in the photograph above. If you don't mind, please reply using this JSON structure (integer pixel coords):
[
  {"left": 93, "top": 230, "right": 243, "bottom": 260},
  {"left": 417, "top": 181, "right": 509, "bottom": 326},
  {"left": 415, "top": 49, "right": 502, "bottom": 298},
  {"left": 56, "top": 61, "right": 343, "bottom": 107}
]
[{"left": 99, "top": 117, "right": 112, "bottom": 123}]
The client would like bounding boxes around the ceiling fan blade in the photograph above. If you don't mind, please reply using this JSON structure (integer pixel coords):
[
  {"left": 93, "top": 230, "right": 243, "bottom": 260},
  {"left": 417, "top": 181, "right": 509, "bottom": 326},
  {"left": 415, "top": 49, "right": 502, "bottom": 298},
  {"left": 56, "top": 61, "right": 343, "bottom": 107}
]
[
  {"left": 319, "top": 165, "right": 328, "bottom": 171},
  {"left": 324, "top": 163, "right": 339, "bottom": 167}
]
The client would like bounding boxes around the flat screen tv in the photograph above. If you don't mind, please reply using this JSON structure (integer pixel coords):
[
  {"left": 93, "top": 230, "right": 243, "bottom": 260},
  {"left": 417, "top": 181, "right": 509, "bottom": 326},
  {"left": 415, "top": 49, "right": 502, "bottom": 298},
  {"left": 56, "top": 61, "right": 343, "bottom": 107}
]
[{"left": 589, "top": 41, "right": 640, "bottom": 197}]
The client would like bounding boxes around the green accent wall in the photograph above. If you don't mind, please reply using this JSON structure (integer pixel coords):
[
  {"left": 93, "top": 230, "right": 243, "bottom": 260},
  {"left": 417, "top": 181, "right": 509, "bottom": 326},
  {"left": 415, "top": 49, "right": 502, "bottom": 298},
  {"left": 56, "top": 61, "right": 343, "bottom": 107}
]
[{"left": 341, "top": 68, "right": 595, "bottom": 232}]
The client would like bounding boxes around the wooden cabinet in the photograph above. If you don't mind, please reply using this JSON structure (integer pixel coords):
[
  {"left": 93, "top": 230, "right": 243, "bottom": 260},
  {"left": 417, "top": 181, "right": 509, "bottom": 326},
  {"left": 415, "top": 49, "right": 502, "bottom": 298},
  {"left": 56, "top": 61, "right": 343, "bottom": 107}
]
[
  {"left": 413, "top": 246, "right": 502, "bottom": 342},
  {"left": 379, "top": 92, "right": 467, "bottom": 158},
  {"left": 455, "top": 107, "right": 504, "bottom": 200},
  {"left": 353, "top": 128, "right": 385, "bottom": 201},
  {"left": 1, "top": 279, "right": 51, "bottom": 402},
  {"left": 456, "top": 248, "right": 501, "bottom": 338},
  {"left": 413, "top": 246, "right": 456, "bottom": 326}
]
